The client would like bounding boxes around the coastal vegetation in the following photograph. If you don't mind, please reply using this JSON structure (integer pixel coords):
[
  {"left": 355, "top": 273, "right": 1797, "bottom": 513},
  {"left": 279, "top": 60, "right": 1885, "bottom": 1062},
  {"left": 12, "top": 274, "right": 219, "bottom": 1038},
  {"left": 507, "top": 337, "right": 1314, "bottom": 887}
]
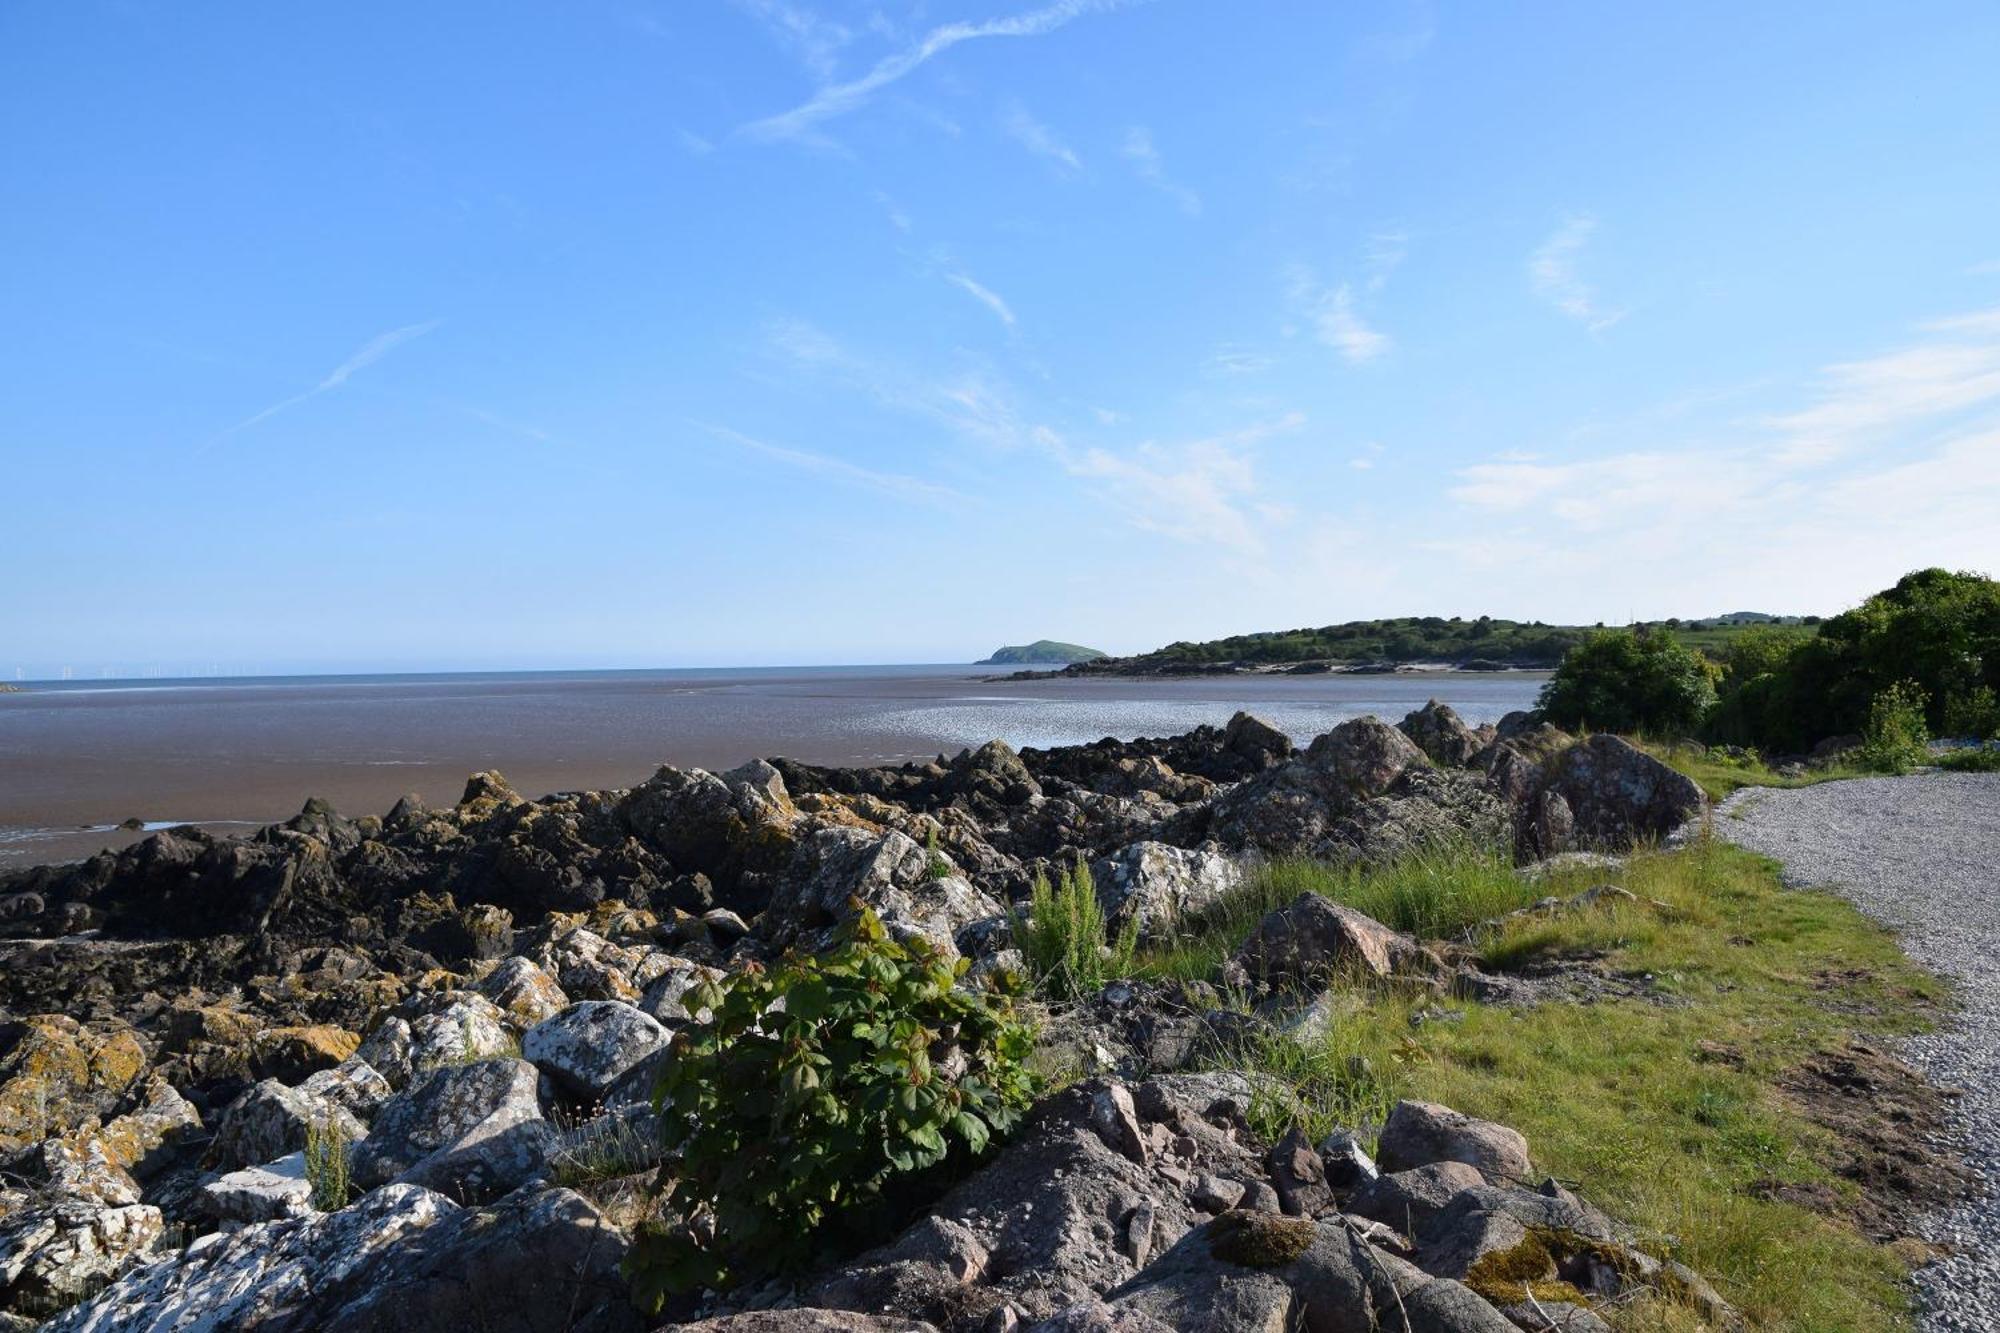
[
  {"left": 627, "top": 907, "right": 1037, "bottom": 1304},
  {"left": 1536, "top": 568, "right": 2000, "bottom": 763}
]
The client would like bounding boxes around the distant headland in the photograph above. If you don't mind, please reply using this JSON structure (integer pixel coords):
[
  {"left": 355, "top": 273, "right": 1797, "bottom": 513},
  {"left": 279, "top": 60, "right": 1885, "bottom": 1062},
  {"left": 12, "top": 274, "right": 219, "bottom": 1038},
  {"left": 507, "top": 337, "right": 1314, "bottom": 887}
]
[{"left": 976, "top": 640, "right": 1109, "bottom": 665}]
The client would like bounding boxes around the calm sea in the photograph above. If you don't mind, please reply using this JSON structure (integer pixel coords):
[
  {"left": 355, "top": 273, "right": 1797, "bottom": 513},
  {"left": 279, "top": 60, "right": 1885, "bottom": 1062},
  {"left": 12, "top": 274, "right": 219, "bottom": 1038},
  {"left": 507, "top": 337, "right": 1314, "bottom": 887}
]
[{"left": 0, "top": 664, "right": 1545, "bottom": 865}]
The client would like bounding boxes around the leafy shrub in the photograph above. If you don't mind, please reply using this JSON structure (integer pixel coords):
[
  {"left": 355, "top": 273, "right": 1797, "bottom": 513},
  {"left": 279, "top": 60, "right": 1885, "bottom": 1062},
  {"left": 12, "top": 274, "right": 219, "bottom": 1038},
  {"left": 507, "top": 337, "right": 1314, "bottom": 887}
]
[
  {"left": 1014, "top": 858, "right": 1139, "bottom": 1000},
  {"left": 1937, "top": 745, "right": 2000, "bottom": 773},
  {"left": 1855, "top": 681, "right": 1931, "bottom": 775},
  {"left": 1538, "top": 628, "right": 1719, "bottom": 737},
  {"left": 303, "top": 1115, "right": 350, "bottom": 1211},
  {"left": 625, "top": 909, "right": 1036, "bottom": 1306}
]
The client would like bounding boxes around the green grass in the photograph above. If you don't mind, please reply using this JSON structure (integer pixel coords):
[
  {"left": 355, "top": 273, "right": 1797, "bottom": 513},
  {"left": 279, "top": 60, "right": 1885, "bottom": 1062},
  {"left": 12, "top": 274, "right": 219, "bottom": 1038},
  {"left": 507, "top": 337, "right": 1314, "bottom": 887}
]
[
  {"left": 1177, "top": 836, "right": 1945, "bottom": 1332},
  {"left": 1137, "top": 842, "right": 1590, "bottom": 982},
  {"left": 1936, "top": 745, "right": 2000, "bottom": 773},
  {"left": 1639, "top": 740, "right": 1867, "bottom": 801}
]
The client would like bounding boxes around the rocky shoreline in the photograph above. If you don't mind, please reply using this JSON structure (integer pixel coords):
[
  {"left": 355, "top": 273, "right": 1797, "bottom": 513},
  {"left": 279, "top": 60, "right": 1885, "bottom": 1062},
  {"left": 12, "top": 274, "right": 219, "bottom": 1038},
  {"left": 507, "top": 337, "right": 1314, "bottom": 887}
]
[{"left": 0, "top": 703, "right": 1818, "bottom": 1331}]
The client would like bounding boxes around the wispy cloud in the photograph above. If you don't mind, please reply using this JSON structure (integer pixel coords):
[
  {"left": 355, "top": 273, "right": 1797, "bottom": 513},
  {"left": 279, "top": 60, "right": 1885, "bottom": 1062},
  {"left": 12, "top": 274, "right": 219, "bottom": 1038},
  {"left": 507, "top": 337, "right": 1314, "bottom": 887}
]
[
  {"left": 731, "top": 0, "right": 852, "bottom": 81},
  {"left": 1445, "top": 306, "right": 2000, "bottom": 595},
  {"left": 1965, "top": 259, "right": 2000, "bottom": 276},
  {"left": 1316, "top": 285, "right": 1389, "bottom": 363},
  {"left": 1528, "top": 215, "right": 1624, "bottom": 332},
  {"left": 946, "top": 272, "right": 1017, "bottom": 327},
  {"left": 1058, "top": 414, "right": 1304, "bottom": 556},
  {"left": 740, "top": 0, "right": 1137, "bottom": 142},
  {"left": 1121, "top": 127, "right": 1201, "bottom": 215},
  {"left": 706, "top": 425, "right": 967, "bottom": 506},
  {"left": 1001, "top": 102, "right": 1081, "bottom": 172},
  {"left": 764, "top": 317, "right": 1030, "bottom": 449},
  {"left": 1289, "top": 272, "right": 1389, "bottom": 364},
  {"left": 1350, "top": 441, "right": 1386, "bottom": 471},
  {"left": 1363, "top": 230, "right": 1408, "bottom": 292},
  {"left": 201, "top": 319, "right": 442, "bottom": 450},
  {"left": 1206, "top": 346, "right": 1273, "bottom": 377}
]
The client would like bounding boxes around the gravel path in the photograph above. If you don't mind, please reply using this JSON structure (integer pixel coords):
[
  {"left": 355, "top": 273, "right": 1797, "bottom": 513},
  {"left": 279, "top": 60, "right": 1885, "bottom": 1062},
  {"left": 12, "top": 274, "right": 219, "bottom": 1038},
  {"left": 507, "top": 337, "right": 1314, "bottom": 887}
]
[{"left": 1719, "top": 772, "right": 2000, "bottom": 1332}]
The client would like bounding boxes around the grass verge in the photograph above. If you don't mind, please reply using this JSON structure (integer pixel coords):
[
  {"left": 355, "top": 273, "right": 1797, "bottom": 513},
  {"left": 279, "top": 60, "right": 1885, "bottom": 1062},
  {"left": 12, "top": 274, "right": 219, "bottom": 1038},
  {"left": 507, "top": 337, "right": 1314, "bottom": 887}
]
[{"left": 1150, "top": 835, "right": 1948, "bottom": 1332}]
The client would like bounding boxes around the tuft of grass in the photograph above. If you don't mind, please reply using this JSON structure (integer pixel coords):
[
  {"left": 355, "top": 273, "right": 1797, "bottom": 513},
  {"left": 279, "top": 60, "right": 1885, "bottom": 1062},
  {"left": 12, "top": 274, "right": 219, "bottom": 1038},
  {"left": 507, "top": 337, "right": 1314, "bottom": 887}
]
[
  {"left": 1937, "top": 745, "right": 2000, "bottom": 773},
  {"left": 548, "top": 1105, "right": 660, "bottom": 1187},
  {"left": 304, "top": 1114, "right": 350, "bottom": 1211},
  {"left": 1207, "top": 834, "right": 1945, "bottom": 1332},
  {"left": 1015, "top": 858, "right": 1140, "bottom": 1001},
  {"left": 1138, "top": 841, "right": 1565, "bottom": 982},
  {"left": 1647, "top": 740, "right": 1866, "bottom": 801}
]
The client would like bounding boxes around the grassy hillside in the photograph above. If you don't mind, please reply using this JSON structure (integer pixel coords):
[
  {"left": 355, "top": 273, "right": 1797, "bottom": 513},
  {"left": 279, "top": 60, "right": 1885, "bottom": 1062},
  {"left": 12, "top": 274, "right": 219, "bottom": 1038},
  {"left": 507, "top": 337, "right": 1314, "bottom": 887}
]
[
  {"left": 979, "top": 639, "right": 1108, "bottom": 665},
  {"left": 1123, "top": 614, "right": 1810, "bottom": 669}
]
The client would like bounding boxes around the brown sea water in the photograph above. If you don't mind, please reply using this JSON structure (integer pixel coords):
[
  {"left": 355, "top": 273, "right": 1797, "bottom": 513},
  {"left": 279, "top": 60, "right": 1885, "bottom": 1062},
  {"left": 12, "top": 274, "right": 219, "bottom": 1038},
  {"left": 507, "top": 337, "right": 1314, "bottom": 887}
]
[{"left": 0, "top": 664, "right": 1546, "bottom": 866}]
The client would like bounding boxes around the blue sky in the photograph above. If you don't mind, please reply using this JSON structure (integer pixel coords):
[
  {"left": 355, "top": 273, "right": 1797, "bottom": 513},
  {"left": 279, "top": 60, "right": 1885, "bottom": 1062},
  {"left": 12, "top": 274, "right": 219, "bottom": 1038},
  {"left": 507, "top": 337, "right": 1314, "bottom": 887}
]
[{"left": 5, "top": 1, "right": 2000, "bottom": 674}]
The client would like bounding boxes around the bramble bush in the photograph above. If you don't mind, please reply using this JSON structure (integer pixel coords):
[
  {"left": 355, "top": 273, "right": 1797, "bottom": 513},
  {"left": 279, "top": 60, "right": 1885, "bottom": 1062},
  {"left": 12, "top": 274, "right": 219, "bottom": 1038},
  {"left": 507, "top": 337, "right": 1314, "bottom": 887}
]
[{"left": 625, "top": 908, "right": 1037, "bottom": 1307}]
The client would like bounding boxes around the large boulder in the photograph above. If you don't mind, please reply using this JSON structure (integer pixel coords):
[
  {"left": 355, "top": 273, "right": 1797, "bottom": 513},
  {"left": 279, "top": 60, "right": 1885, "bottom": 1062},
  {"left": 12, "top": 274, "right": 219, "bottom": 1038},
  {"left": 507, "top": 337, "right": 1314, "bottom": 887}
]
[
  {"left": 618, "top": 762, "right": 802, "bottom": 909},
  {"left": 1530, "top": 736, "right": 1705, "bottom": 854},
  {"left": 1399, "top": 701, "right": 1484, "bottom": 768},
  {"left": 1089, "top": 842, "right": 1244, "bottom": 942},
  {"left": 1303, "top": 718, "right": 1430, "bottom": 800},
  {"left": 209, "top": 1078, "right": 367, "bottom": 1173},
  {"left": 477, "top": 956, "right": 571, "bottom": 1029},
  {"left": 758, "top": 828, "right": 1006, "bottom": 960},
  {"left": 1224, "top": 895, "right": 1427, "bottom": 994},
  {"left": 39, "top": 1182, "right": 641, "bottom": 1333},
  {"left": 1375, "top": 1101, "right": 1532, "bottom": 1179},
  {"left": 349, "top": 1059, "right": 552, "bottom": 1201},
  {"left": 0, "top": 1015, "right": 150, "bottom": 1152},
  {"left": 522, "top": 1001, "right": 669, "bottom": 1101}
]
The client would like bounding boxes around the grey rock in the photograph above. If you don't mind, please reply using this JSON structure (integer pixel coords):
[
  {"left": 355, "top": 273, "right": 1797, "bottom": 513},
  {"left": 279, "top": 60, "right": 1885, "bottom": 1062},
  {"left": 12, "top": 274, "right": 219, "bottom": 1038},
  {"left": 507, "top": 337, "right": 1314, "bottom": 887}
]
[
  {"left": 201, "top": 1153, "right": 314, "bottom": 1224},
  {"left": 1089, "top": 842, "right": 1244, "bottom": 943},
  {"left": 350, "top": 1058, "right": 552, "bottom": 1202},
  {"left": 208, "top": 1079, "right": 366, "bottom": 1173},
  {"left": 1376, "top": 1101, "right": 1532, "bottom": 1179},
  {"left": 1399, "top": 701, "right": 1485, "bottom": 768},
  {"left": 522, "top": 1001, "right": 669, "bottom": 1101},
  {"left": 1226, "top": 893, "right": 1420, "bottom": 992},
  {"left": 760, "top": 827, "right": 1006, "bottom": 960},
  {"left": 1347, "top": 1161, "right": 1486, "bottom": 1235}
]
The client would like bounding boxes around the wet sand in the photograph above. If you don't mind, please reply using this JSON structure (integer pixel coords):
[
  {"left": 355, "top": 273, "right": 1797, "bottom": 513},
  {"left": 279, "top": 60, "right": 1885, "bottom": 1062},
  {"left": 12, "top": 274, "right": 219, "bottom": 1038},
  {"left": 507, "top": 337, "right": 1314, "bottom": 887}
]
[{"left": 0, "top": 665, "right": 1546, "bottom": 866}]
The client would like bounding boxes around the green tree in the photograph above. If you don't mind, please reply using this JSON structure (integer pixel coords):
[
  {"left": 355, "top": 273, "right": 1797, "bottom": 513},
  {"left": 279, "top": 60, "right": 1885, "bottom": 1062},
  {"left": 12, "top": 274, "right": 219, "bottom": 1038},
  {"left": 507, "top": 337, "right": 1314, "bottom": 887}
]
[{"left": 1538, "top": 629, "right": 1719, "bottom": 737}]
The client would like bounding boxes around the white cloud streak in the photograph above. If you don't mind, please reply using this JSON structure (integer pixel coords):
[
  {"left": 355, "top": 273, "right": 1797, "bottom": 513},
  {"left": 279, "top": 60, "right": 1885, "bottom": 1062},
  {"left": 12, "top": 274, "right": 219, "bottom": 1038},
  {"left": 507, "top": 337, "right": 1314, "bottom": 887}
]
[
  {"left": 1315, "top": 284, "right": 1390, "bottom": 363},
  {"left": 946, "top": 272, "right": 1017, "bottom": 327},
  {"left": 201, "top": 319, "right": 442, "bottom": 451},
  {"left": 1528, "top": 215, "right": 1624, "bottom": 332},
  {"left": 1001, "top": 102, "right": 1081, "bottom": 171},
  {"left": 731, "top": 0, "right": 852, "bottom": 81},
  {"left": 739, "top": 0, "right": 1137, "bottom": 142},
  {"left": 1121, "top": 126, "right": 1201, "bottom": 215},
  {"left": 707, "top": 425, "right": 967, "bottom": 506}
]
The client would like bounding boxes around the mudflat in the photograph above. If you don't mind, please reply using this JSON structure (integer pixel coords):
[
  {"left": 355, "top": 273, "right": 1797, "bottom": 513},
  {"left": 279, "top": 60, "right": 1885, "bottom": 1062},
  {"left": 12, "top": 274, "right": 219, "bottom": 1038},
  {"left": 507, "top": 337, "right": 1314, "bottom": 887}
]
[{"left": 0, "top": 664, "right": 1545, "bottom": 866}]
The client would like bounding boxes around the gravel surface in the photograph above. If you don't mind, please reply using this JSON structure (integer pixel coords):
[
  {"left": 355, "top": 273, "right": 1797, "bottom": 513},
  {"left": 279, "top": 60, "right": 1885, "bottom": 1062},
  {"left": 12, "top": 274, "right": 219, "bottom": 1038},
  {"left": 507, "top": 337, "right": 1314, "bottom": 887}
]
[{"left": 1720, "top": 772, "right": 2000, "bottom": 1332}]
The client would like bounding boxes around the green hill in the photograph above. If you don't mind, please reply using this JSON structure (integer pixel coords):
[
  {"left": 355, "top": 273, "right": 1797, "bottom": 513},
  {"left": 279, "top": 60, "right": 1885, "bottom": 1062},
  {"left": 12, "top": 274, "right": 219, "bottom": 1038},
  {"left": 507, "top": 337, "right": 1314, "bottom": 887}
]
[{"left": 978, "top": 640, "right": 1109, "bottom": 665}]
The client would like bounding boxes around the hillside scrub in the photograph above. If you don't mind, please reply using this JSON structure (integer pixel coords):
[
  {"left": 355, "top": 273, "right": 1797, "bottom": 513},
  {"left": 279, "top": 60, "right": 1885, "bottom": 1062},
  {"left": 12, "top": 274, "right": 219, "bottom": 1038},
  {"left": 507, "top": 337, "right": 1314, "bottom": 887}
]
[{"left": 1537, "top": 628, "right": 1720, "bottom": 736}]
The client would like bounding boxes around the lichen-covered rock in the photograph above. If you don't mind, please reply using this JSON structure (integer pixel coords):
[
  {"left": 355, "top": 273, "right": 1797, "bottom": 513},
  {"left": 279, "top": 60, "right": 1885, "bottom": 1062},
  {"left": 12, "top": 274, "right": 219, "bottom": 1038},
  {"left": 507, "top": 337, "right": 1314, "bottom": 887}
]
[
  {"left": 1089, "top": 843, "right": 1243, "bottom": 942},
  {"left": 523, "top": 925, "right": 650, "bottom": 1003},
  {"left": 349, "top": 1058, "right": 551, "bottom": 1202},
  {"left": 662, "top": 1315, "right": 939, "bottom": 1332},
  {"left": 1400, "top": 701, "right": 1485, "bottom": 768},
  {"left": 477, "top": 956, "right": 571, "bottom": 1029},
  {"left": 1347, "top": 1161, "right": 1486, "bottom": 1234},
  {"left": 0, "top": 1016, "right": 150, "bottom": 1152},
  {"left": 405, "top": 995, "right": 516, "bottom": 1075},
  {"left": 0, "top": 1193, "right": 163, "bottom": 1318},
  {"left": 1376, "top": 1102, "right": 1532, "bottom": 1179},
  {"left": 248, "top": 1025, "right": 360, "bottom": 1082},
  {"left": 1205, "top": 717, "right": 1435, "bottom": 859},
  {"left": 637, "top": 957, "right": 722, "bottom": 1027},
  {"left": 209, "top": 1078, "right": 367, "bottom": 1173},
  {"left": 1529, "top": 736, "right": 1705, "bottom": 854},
  {"left": 522, "top": 1001, "right": 669, "bottom": 1101},
  {"left": 201, "top": 1152, "right": 315, "bottom": 1224},
  {"left": 759, "top": 828, "right": 1006, "bottom": 960},
  {"left": 1224, "top": 894, "right": 1423, "bottom": 993}
]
